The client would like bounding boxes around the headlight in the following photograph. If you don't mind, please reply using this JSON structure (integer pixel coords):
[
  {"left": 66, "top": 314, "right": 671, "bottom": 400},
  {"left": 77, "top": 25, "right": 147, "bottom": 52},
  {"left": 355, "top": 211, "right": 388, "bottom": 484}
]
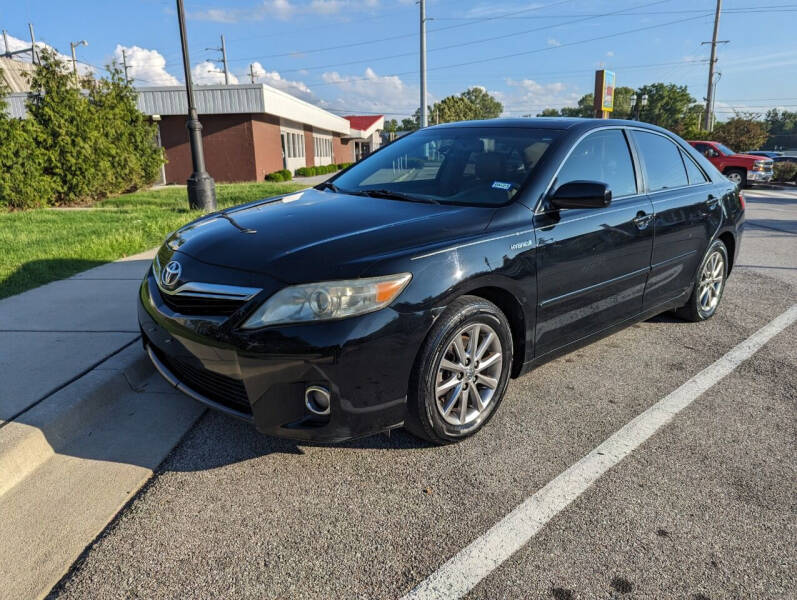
[{"left": 241, "top": 273, "right": 412, "bottom": 329}]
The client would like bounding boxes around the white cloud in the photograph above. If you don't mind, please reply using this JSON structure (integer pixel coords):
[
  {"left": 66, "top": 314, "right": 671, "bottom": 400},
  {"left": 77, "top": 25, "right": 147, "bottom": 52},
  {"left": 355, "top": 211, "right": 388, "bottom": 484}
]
[
  {"left": 114, "top": 45, "right": 178, "bottom": 86},
  {"left": 547, "top": 38, "right": 562, "bottom": 47},
  {"left": 606, "top": 50, "right": 615, "bottom": 57},
  {"left": 320, "top": 67, "right": 418, "bottom": 116},
  {"left": 191, "top": 60, "right": 240, "bottom": 85},
  {"left": 499, "top": 78, "right": 581, "bottom": 115},
  {"left": 248, "top": 62, "right": 313, "bottom": 100}
]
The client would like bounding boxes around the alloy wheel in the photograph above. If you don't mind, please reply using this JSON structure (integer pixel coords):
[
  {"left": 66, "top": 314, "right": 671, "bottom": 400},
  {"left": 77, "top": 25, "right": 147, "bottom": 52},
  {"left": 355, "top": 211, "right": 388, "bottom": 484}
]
[
  {"left": 434, "top": 323, "right": 503, "bottom": 426},
  {"left": 727, "top": 171, "right": 742, "bottom": 185},
  {"left": 698, "top": 250, "right": 725, "bottom": 314}
]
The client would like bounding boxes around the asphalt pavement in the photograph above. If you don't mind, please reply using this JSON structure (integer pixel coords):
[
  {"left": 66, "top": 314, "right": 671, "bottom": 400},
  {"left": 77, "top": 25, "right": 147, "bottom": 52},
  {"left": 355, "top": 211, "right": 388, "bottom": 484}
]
[{"left": 50, "top": 187, "right": 796, "bottom": 600}]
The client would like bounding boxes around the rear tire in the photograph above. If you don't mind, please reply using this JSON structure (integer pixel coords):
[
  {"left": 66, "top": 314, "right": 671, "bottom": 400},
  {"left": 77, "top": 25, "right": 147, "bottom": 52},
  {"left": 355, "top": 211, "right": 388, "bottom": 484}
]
[
  {"left": 405, "top": 295, "right": 513, "bottom": 444},
  {"left": 675, "top": 240, "right": 729, "bottom": 322}
]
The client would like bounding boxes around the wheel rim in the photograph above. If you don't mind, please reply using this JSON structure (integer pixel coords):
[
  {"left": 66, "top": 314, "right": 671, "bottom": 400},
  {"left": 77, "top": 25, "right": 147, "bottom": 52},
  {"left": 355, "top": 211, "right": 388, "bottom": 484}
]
[
  {"left": 435, "top": 323, "right": 503, "bottom": 426},
  {"left": 698, "top": 250, "right": 725, "bottom": 314},
  {"left": 727, "top": 172, "right": 742, "bottom": 184}
]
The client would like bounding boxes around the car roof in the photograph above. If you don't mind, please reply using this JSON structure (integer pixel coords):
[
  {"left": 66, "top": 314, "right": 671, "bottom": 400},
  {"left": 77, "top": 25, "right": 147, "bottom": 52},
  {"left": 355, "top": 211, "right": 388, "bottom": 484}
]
[{"left": 428, "top": 117, "right": 674, "bottom": 134}]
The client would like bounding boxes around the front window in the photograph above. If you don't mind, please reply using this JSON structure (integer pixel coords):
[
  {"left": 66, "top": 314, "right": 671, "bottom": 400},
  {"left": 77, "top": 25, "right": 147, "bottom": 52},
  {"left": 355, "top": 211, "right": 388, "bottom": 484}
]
[
  {"left": 715, "top": 142, "right": 735, "bottom": 155},
  {"left": 331, "top": 127, "right": 560, "bottom": 206}
]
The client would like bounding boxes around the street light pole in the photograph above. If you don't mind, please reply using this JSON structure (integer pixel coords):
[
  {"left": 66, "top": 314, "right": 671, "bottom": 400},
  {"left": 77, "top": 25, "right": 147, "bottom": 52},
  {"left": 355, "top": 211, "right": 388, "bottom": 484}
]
[
  {"left": 419, "top": 0, "right": 428, "bottom": 128},
  {"left": 176, "top": 0, "right": 216, "bottom": 212},
  {"left": 69, "top": 40, "right": 87, "bottom": 87}
]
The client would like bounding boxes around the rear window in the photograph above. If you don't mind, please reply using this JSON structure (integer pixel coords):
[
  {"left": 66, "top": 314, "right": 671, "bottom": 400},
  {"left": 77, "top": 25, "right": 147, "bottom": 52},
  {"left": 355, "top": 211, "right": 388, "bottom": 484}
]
[
  {"left": 333, "top": 127, "right": 561, "bottom": 206},
  {"left": 634, "top": 131, "right": 689, "bottom": 192}
]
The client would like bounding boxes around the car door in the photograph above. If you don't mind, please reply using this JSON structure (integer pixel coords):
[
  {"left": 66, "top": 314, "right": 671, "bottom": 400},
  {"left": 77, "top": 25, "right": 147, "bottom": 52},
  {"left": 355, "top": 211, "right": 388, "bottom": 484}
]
[
  {"left": 630, "top": 130, "right": 723, "bottom": 309},
  {"left": 533, "top": 128, "right": 654, "bottom": 356}
]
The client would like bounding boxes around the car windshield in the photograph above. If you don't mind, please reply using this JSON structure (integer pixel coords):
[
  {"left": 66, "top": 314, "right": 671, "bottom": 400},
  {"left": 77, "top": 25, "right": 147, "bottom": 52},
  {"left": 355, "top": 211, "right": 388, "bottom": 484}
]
[
  {"left": 716, "top": 143, "right": 735, "bottom": 155},
  {"left": 329, "top": 127, "right": 561, "bottom": 206}
]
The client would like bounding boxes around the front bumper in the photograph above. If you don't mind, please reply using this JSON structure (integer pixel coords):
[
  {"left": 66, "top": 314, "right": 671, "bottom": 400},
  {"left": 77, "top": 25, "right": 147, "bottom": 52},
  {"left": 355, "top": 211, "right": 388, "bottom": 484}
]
[
  {"left": 747, "top": 169, "right": 773, "bottom": 183},
  {"left": 139, "top": 271, "right": 432, "bottom": 442}
]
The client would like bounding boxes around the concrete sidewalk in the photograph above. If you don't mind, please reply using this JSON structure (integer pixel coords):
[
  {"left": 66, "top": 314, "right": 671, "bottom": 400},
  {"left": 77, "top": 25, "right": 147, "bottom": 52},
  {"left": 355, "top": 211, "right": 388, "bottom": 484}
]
[
  {"left": 0, "top": 250, "right": 205, "bottom": 600},
  {"left": 0, "top": 251, "right": 154, "bottom": 423}
]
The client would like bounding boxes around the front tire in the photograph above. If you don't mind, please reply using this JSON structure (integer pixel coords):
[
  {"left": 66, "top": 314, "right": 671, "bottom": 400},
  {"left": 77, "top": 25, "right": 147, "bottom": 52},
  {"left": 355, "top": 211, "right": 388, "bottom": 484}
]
[
  {"left": 675, "top": 240, "right": 729, "bottom": 322},
  {"left": 405, "top": 296, "right": 513, "bottom": 444}
]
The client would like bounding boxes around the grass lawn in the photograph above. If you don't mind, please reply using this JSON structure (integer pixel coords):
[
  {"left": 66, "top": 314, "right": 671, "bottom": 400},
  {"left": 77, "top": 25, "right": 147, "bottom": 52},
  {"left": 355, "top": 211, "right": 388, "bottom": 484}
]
[{"left": 0, "top": 181, "right": 307, "bottom": 300}]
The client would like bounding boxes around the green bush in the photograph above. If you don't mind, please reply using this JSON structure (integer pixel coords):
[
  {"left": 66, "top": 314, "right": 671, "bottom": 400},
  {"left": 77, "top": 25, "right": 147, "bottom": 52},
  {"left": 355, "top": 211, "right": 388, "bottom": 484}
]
[
  {"left": 336, "top": 162, "right": 353, "bottom": 170},
  {"left": 295, "top": 164, "right": 340, "bottom": 177},
  {"left": 773, "top": 161, "right": 797, "bottom": 182},
  {"left": 0, "top": 49, "right": 163, "bottom": 210},
  {"left": 265, "top": 169, "right": 292, "bottom": 182}
]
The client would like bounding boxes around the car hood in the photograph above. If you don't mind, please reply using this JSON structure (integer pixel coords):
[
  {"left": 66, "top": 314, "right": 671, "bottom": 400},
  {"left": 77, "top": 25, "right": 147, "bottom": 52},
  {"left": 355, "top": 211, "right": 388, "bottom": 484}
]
[
  {"left": 166, "top": 188, "right": 493, "bottom": 283},
  {"left": 733, "top": 153, "right": 772, "bottom": 162}
]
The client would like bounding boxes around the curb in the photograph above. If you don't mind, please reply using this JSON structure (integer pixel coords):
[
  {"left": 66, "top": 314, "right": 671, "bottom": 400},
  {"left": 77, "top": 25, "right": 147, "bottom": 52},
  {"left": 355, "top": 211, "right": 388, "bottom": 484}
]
[{"left": 0, "top": 341, "right": 152, "bottom": 497}]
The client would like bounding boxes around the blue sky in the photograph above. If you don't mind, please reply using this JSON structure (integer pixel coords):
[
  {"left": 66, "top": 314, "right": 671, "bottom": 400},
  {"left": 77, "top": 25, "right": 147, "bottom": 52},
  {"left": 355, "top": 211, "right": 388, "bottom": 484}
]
[{"left": 2, "top": 0, "right": 796, "bottom": 120}]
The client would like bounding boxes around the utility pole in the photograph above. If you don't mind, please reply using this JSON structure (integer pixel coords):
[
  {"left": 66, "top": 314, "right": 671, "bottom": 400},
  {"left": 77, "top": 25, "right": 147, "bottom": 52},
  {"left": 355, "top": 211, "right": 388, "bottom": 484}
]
[
  {"left": 2, "top": 26, "right": 40, "bottom": 64},
  {"left": 28, "top": 23, "right": 39, "bottom": 64},
  {"left": 702, "top": 0, "right": 728, "bottom": 131},
  {"left": 206, "top": 34, "right": 230, "bottom": 85},
  {"left": 221, "top": 34, "right": 230, "bottom": 85},
  {"left": 249, "top": 63, "right": 256, "bottom": 84},
  {"left": 69, "top": 39, "right": 88, "bottom": 87},
  {"left": 419, "top": 0, "right": 428, "bottom": 128},
  {"left": 121, "top": 48, "right": 131, "bottom": 84},
  {"left": 176, "top": 0, "right": 216, "bottom": 211}
]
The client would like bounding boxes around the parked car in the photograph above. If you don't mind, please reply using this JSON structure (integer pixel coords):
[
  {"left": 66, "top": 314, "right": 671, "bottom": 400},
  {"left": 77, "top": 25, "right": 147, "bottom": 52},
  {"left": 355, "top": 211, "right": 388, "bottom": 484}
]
[
  {"left": 745, "top": 150, "right": 782, "bottom": 159},
  {"left": 773, "top": 155, "right": 797, "bottom": 164},
  {"left": 140, "top": 119, "right": 744, "bottom": 444},
  {"left": 688, "top": 140, "right": 773, "bottom": 187}
]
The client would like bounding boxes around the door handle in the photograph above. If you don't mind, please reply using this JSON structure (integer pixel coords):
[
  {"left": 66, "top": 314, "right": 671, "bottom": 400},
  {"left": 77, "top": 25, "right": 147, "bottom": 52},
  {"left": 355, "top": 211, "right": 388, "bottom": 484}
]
[{"left": 633, "top": 212, "right": 653, "bottom": 229}]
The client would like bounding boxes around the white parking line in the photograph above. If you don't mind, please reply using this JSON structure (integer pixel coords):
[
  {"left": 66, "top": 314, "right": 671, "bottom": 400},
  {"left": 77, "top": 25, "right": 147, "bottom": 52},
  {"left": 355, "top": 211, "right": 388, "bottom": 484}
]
[{"left": 401, "top": 304, "right": 797, "bottom": 600}]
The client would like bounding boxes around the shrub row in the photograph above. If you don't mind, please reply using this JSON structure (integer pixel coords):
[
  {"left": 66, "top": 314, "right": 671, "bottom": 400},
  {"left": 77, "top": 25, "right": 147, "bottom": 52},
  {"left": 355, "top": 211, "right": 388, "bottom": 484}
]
[
  {"left": 773, "top": 161, "right": 797, "bottom": 182},
  {"left": 265, "top": 169, "right": 292, "bottom": 182},
  {"left": 294, "top": 162, "right": 353, "bottom": 177},
  {"left": 0, "top": 49, "right": 162, "bottom": 210}
]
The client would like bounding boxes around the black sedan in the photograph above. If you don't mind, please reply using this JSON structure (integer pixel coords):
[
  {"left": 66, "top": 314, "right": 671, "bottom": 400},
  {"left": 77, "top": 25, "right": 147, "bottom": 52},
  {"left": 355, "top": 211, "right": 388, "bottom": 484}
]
[{"left": 139, "top": 118, "right": 744, "bottom": 444}]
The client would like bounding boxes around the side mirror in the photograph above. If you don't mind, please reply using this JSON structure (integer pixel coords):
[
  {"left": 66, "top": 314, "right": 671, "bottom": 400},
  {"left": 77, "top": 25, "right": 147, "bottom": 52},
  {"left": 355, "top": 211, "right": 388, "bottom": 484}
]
[{"left": 550, "top": 181, "right": 612, "bottom": 210}]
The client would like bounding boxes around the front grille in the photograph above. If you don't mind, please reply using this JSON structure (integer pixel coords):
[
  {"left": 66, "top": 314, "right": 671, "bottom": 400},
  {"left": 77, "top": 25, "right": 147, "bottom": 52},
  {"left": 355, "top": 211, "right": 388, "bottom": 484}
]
[
  {"left": 159, "top": 290, "right": 246, "bottom": 316},
  {"left": 153, "top": 346, "right": 252, "bottom": 415}
]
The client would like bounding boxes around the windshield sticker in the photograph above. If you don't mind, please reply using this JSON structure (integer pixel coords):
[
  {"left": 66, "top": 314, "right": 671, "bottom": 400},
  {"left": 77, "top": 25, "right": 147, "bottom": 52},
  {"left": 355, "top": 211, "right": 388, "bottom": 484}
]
[{"left": 491, "top": 181, "right": 512, "bottom": 190}]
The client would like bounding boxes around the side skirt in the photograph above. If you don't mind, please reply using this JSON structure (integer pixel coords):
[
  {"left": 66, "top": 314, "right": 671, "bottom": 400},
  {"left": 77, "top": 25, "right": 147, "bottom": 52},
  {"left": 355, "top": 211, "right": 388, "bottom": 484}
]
[{"left": 516, "top": 291, "right": 690, "bottom": 377}]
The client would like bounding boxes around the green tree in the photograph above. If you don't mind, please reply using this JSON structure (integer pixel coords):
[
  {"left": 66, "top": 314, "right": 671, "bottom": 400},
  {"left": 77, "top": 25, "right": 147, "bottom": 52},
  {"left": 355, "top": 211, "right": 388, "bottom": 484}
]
[
  {"left": 536, "top": 108, "right": 560, "bottom": 117},
  {"left": 711, "top": 112, "right": 769, "bottom": 152},
  {"left": 635, "top": 83, "right": 695, "bottom": 130},
  {"left": 0, "top": 71, "right": 57, "bottom": 209},
  {"left": 427, "top": 87, "right": 504, "bottom": 124},
  {"left": 764, "top": 109, "right": 797, "bottom": 149},
  {"left": 400, "top": 117, "right": 418, "bottom": 131},
  {"left": 19, "top": 49, "right": 162, "bottom": 205}
]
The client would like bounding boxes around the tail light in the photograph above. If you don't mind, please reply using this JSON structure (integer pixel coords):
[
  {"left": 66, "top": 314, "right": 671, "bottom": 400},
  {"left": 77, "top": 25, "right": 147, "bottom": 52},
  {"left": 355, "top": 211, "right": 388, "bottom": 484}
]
[{"left": 739, "top": 191, "right": 745, "bottom": 210}]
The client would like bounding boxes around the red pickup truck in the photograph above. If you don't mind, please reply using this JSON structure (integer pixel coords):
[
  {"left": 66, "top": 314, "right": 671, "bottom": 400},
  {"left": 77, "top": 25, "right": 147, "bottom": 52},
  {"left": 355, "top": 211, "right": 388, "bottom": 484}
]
[{"left": 688, "top": 140, "right": 773, "bottom": 188}]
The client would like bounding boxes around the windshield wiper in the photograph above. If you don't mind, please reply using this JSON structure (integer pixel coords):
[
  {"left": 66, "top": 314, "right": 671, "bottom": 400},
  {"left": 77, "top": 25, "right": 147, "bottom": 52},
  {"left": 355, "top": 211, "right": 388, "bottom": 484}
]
[{"left": 356, "top": 189, "right": 440, "bottom": 205}]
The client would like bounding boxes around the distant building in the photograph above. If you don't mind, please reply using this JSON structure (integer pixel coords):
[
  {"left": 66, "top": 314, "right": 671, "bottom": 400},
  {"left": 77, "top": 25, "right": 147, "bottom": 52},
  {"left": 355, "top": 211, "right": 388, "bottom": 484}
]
[
  {"left": 343, "top": 115, "right": 385, "bottom": 161},
  {"left": 3, "top": 80, "right": 386, "bottom": 184},
  {"left": 0, "top": 57, "right": 35, "bottom": 93}
]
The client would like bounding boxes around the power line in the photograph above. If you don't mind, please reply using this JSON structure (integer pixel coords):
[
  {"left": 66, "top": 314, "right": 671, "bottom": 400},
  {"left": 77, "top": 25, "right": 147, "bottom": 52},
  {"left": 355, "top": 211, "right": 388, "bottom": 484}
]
[
  {"left": 225, "top": 0, "right": 580, "bottom": 64},
  {"left": 244, "top": 0, "right": 678, "bottom": 75}
]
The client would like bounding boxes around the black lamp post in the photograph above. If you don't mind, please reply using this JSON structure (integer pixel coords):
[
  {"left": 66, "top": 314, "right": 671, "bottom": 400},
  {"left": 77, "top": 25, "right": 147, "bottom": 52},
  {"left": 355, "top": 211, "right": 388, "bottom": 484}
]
[{"left": 176, "top": 0, "right": 216, "bottom": 211}]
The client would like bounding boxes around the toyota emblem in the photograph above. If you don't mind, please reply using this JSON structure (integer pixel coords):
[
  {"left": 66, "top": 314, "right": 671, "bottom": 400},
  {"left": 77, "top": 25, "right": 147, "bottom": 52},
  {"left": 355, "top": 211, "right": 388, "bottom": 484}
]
[{"left": 161, "top": 260, "right": 182, "bottom": 288}]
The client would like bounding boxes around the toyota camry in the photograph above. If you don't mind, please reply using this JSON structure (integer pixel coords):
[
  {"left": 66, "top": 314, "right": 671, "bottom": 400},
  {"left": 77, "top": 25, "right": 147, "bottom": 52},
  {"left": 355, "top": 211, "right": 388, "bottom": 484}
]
[{"left": 139, "top": 118, "right": 744, "bottom": 444}]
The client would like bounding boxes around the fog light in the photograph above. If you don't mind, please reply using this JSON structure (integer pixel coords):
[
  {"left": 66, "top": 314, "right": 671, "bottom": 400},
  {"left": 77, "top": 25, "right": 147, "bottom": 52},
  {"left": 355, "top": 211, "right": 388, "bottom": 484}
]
[{"left": 305, "top": 386, "right": 331, "bottom": 416}]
